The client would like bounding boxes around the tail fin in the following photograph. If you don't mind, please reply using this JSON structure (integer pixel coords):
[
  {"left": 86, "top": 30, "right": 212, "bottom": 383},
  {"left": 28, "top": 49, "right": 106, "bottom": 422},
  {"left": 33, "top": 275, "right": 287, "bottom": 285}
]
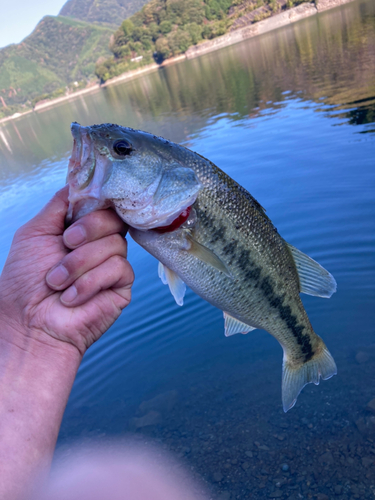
[{"left": 282, "top": 344, "right": 337, "bottom": 412}]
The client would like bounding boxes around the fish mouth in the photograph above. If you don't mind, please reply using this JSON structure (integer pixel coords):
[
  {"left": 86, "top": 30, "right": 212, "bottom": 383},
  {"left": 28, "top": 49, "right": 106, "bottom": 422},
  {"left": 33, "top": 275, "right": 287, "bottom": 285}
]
[
  {"left": 66, "top": 196, "right": 110, "bottom": 225},
  {"left": 68, "top": 123, "right": 93, "bottom": 185},
  {"left": 66, "top": 123, "right": 110, "bottom": 225}
]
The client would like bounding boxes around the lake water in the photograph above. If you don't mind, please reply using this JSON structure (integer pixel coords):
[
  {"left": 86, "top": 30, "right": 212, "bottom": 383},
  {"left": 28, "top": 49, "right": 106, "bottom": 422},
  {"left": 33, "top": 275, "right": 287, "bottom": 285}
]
[{"left": 1, "top": 0, "right": 375, "bottom": 498}]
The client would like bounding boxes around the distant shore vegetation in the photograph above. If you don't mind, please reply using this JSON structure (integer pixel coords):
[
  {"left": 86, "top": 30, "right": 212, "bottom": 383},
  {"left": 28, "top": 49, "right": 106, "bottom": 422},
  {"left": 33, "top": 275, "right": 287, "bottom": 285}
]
[
  {"left": 0, "top": 0, "right": 312, "bottom": 119},
  {"left": 95, "top": 0, "right": 310, "bottom": 83}
]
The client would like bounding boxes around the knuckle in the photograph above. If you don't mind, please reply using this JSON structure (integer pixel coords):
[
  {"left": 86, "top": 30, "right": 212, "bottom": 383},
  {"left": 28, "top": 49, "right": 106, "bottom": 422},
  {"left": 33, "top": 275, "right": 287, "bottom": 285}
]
[
  {"left": 77, "top": 271, "right": 94, "bottom": 291},
  {"left": 107, "top": 233, "right": 120, "bottom": 245},
  {"left": 111, "top": 233, "right": 127, "bottom": 251},
  {"left": 13, "top": 225, "right": 29, "bottom": 244},
  {"left": 92, "top": 211, "right": 108, "bottom": 233},
  {"left": 128, "top": 266, "right": 135, "bottom": 285},
  {"left": 119, "top": 259, "right": 135, "bottom": 284},
  {"left": 111, "top": 254, "right": 126, "bottom": 269},
  {"left": 64, "top": 252, "right": 85, "bottom": 274},
  {"left": 96, "top": 210, "right": 124, "bottom": 234},
  {"left": 79, "top": 211, "right": 105, "bottom": 237}
]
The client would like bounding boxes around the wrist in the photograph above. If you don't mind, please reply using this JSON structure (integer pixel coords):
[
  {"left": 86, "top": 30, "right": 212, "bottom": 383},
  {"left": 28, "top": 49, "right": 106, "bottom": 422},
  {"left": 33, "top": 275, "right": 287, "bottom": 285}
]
[
  {"left": 0, "top": 317, "right": 82, "bottom": 499},
  {"left": 0, "top": 312, "right": 82, "bottom": 363}
]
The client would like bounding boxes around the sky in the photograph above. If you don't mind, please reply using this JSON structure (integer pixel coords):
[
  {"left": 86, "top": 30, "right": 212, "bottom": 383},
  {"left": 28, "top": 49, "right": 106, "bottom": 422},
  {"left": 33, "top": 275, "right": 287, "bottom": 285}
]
[{"left": 0, "top": 0, "right": 67, "bottom": 49}]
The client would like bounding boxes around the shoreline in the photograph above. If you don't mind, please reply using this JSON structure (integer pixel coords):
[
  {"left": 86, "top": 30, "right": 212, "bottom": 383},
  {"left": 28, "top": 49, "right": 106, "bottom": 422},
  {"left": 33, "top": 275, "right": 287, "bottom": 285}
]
[{"left": 0, "top": 0, "right": 356, "bottom": 125}]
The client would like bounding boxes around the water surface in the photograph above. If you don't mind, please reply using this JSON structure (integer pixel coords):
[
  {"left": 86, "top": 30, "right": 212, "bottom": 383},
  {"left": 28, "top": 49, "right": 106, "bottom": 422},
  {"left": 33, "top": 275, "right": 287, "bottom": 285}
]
[{"left": 0, "top": 1, "right": 374, "bottom": 498}]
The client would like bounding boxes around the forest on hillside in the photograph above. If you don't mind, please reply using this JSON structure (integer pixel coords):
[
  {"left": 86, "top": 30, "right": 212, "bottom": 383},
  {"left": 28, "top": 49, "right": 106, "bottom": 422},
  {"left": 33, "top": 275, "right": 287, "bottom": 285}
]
[
  {"left": 95, "top": 0, "right": 310, "bottom": 83},
  {"left": 0, "top": 0, "right": 310, "bottom": 119},
  {"left": 0, "top": 16, "right": 113, "bottom": 118},
  {"left": 59, "top": 0, "right": 150, "bottom": 26}
]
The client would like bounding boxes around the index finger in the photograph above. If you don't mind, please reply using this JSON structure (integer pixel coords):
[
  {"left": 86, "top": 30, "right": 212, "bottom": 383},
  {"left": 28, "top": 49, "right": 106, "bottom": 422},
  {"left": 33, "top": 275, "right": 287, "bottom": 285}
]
[{"left": 63, "top": 209, "right": 127, "bottom": 249}]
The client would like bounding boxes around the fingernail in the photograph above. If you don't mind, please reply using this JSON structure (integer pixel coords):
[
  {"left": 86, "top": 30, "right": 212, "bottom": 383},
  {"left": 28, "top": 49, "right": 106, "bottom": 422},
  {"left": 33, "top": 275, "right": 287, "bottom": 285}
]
[
  {"left": 47, "top": 265, "right": 69, "bottom": 287},
  {"left": 64, "top": 225, "right": 85, "bottom": 247},
  {"left": 61, "top": 285, "right": 77, "bottom": 304}
]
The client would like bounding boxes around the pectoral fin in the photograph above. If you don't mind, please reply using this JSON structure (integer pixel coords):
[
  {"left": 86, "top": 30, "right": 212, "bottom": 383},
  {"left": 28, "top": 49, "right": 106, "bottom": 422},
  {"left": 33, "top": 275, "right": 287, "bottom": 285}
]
[
  {"left": 223, "top": 312, "right": 257, "bottom": 337},
  {"left": 286, "top": 242, "right": 337, "bottom": 298},
  {"left": 186, "top": 235, "right": 232, "bottom": 278},
  {"left": 158, "top": 262, "right": 186, "bottom": 306}
]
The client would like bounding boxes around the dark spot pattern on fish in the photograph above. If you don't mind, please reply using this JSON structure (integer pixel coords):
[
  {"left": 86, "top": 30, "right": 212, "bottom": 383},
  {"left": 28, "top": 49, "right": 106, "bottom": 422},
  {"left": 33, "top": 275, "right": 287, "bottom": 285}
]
[
  {"left": 244, "top": 266, "right": 262, "bottom": 284},
  {"left": 260, "top": 276, "right": 314, "bottom": 362},
  {"left": 223, "top": 240, "right": 238, "bottom": 257},
  {"left": 195, "top": 207, "right": 226, "bottom": 245},
  {"left": 196, "top": 208, "right": 210, "bottom": 228},
  {"left": 209, "top": 223, "right": 226, "bottom": 244},
  {"left": 237, "top": 249, "right": 251, "bottom": 270},
  {"left": 236, "top": 248, "right": 262, "bottom": 284}
]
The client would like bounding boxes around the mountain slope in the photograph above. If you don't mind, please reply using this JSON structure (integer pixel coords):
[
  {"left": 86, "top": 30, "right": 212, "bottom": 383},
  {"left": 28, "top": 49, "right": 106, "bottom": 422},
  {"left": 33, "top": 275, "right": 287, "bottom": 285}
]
[
  {"left": 95, "top": 0, "right": 309, "bottom": 82},
  {"left": 59, "top": 0, "right": 150, "bottom": 25},
  {"left": 0, "top": 16, "right": 112, "bottom": 115},
  {"left": 95, "top": 0, "right": 235, "bottom": 81}
]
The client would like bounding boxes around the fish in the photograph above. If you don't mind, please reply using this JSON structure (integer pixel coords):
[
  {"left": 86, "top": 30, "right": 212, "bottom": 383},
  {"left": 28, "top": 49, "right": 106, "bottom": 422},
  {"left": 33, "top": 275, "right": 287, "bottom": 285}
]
[{"left": 66, "top": 122, "right": 337, "bottom": 412}]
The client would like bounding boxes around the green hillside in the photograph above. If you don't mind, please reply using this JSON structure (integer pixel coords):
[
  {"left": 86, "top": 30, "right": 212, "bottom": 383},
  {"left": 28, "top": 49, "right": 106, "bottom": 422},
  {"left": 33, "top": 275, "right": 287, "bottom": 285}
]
[
  {"left": 95, "top": 0, "right": 310, "bottom": 83},
  {"left": 0, "top": 0, "right": 312, "bottom": 119},
  {"left": 59, "top": 0, "right": 150, "bottom": 26},
  {"left": 0, "top": 16, "right": 112, "bottom": 117}
]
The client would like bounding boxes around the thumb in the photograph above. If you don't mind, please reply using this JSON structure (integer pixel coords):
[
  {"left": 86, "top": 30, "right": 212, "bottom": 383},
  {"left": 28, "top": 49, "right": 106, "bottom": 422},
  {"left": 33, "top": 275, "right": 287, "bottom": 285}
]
[{"left": 23, "top": 186, "right": 69, "bottom": 237}]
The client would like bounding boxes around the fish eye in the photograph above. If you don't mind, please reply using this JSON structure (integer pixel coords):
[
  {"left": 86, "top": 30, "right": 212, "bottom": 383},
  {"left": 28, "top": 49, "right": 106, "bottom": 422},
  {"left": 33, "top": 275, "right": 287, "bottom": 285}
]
[{"left": 113, "top": 140, "right": 132, "bottom": 156}]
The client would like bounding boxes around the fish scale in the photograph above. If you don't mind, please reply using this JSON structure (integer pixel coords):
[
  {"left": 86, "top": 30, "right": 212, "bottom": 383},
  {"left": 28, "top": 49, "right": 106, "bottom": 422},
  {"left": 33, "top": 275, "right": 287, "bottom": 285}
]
[
  {"left": 66, "top": 122, "right": 337, "bottom": 412},
  {"left": 144, "top": 188, "right": 315, "bottom": 357}
]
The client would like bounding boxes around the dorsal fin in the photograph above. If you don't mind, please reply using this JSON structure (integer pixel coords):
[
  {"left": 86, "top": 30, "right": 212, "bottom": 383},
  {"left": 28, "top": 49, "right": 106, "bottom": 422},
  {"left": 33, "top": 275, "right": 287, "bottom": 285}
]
[
  {"left": 223, "top": 312, "right": 257, "bottom": 337},
  {"left": 158, "top": 262, "right": 186, "bottom": 306},
  {"left": 286, "top": 243, "right": 337, "bottom": 298}
]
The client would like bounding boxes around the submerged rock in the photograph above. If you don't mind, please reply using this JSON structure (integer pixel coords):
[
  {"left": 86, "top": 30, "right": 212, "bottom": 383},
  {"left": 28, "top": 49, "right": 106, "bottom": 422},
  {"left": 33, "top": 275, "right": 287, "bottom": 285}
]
[
  {"left": 268, "top": 489, "right": 283, "bottom": 498},
  {"left": 319, "top": 452, "right": 334, "bottom": 465},
  {"left": 361, "top": 456, "right": 375, "bottom": 468},
  {"left": 213, "top": 471, "right": 223, "bottom": 482},
  {"left": 129, "top": 410, "right": 162, "bottom": 430},
  {"left": 355, "top": 351, "right": 370, "bottom": 364},
  {"left": 217, "top": 492, "right": 231, "bottom": 500},
  {"left": 366, "top": 398, "right": 375, "bottom": 414},
  {"left": 139, "top": 390, "right": 179, "bottom": 415},
  {"left": 355, "top": 416, "right": 375, "bottom": 438}
]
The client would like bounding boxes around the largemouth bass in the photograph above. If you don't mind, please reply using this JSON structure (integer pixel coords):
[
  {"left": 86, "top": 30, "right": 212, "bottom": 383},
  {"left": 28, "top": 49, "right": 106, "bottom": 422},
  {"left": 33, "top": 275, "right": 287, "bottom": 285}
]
[{"left": 66, "top": 122, "right": 337, "bottom": 412}]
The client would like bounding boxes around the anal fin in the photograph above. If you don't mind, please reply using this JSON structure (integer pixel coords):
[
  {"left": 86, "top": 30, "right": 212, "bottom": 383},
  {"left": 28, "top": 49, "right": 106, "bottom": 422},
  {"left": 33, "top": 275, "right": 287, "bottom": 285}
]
[
  {"left": 158, "top": 262, "right": 186, "bottom": 306},
  {"left": 224, "top": 312, "right": 257, "bottom": 337}
]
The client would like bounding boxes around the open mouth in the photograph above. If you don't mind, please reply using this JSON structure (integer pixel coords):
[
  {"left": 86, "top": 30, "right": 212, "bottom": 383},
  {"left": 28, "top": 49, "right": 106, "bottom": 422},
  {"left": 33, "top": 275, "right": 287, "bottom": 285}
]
[
  {"left": 66, "top": 123, "right": 110, "bottom": 225},
  {"left": 67, "top": 123, "right": 95, "bottom": 189}
]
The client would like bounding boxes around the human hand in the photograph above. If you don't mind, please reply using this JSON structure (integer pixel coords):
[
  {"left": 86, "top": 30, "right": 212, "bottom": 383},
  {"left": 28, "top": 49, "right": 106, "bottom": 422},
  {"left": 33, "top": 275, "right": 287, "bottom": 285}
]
[{"left": 0, "top": 185, "right": 134, "bottom": 357}]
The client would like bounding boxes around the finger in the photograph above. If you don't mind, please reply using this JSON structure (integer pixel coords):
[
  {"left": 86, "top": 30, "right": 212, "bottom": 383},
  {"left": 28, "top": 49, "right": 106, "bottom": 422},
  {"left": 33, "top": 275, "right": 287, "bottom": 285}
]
[
  {"left": 60, "top": 255, "right": 134, "bottom": 307},
  {"left": 63, "top": 209, "right": 127, "bottom": 249},
  {"left": 19, "top": 186, "right": 69, "bottom": 238},
  {"left": 46, "top": 233, "right": 127, "bottom": 290}
]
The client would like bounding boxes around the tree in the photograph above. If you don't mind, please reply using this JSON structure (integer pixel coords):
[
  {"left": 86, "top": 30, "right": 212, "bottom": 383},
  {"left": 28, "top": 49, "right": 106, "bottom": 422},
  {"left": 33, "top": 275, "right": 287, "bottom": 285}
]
[
  {"left": 121, "top": 19, "right": 134, "bottom": 37},
  {"left": 188, "top": 23, "right": 203, "bottom": 44},
  {"left": 167, "top": 29, "right": 192, "bottom": 55},
  {"left": 160, "top": 20, "right": 172, "bottom": 34},
  {"left": 155, "top": 36, "right": 171, "bottom": 62}
]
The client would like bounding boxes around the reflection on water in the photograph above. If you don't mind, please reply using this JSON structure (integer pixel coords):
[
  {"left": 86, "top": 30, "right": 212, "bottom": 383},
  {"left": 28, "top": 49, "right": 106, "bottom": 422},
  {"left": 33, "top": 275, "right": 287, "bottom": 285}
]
[
  {"left": 0, "top": 0, "right": 374, "bottom": 177},
  {"left": 0, "top": 0, "right": 375, "bottom": 498}
]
